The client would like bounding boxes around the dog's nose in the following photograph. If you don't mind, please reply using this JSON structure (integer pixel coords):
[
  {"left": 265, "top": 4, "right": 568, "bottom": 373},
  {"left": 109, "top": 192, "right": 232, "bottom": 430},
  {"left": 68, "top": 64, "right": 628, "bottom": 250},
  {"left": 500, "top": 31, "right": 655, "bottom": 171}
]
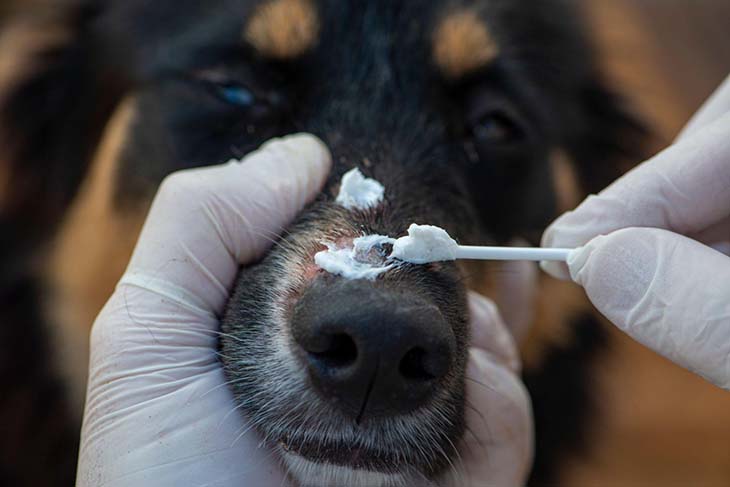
[{"left": 291, "top": 280, "right": 455, "bottom": 419}]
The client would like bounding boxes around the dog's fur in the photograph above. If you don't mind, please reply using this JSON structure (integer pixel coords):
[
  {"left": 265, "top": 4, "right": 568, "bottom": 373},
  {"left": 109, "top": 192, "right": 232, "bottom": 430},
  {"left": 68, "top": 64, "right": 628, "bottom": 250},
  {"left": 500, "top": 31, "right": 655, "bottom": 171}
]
[{"left": 0, "top": 1, "right": 642, "bottom": 485}]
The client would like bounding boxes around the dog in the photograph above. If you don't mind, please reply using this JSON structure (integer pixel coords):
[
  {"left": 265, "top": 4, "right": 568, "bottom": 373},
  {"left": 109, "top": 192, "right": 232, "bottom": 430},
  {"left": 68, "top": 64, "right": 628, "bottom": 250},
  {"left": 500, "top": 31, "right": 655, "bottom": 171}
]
[{"left": 0, "top": 0, "right": 641, "bottom": 485}]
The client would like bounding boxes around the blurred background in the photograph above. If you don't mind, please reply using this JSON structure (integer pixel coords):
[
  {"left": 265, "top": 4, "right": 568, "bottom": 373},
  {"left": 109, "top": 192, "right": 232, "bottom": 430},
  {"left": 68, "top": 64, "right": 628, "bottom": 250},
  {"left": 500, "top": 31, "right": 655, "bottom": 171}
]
[
  {"left": 1, "top": 0, "right": 730, "bottom": 485},
  {"left": 587, "top": 0, "right": 730, "bottom": 141},
  {"left": 571, "top": 1, "right": 730, "bottom": 484}
]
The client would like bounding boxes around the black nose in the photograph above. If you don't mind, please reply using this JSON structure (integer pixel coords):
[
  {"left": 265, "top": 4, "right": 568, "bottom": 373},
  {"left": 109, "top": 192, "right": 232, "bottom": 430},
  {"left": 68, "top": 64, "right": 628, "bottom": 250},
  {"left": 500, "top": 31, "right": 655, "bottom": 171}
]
[{"left": 292, "top": 280, "right": 455, "bottom": 419}]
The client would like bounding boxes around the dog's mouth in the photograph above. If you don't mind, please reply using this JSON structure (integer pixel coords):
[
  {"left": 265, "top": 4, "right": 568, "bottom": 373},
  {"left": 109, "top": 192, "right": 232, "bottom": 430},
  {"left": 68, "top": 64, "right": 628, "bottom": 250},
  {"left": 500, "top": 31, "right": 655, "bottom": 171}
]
[{"left": 277, "top": 434, "right": 403, "bottom": 473}]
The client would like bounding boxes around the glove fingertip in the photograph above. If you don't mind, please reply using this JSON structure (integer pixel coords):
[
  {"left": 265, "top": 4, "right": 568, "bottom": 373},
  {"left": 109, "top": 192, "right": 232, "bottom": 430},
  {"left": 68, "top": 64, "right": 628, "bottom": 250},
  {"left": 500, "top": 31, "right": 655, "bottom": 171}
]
[
  {"left": 280, "top": 133, "right": 332, "bottom": 174},
  {"left": 540, "top": 218, "right": 577, "bottom": 280},
  {"left": 539, "top": 260, "right": 571, "bottom": 281},
  {"left": 281, "top": 133, "right": 333, "bottom": 204},
  {"left": 566, "top": 245, "right": 591, "bottom": 284}
]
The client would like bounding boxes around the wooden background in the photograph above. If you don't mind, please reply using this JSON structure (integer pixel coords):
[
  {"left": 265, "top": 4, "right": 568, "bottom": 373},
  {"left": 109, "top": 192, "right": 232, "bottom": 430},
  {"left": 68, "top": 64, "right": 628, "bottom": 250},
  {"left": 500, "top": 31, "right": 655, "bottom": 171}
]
[{"left": 566, "top": 1, "right": 730, "bottom": 485}]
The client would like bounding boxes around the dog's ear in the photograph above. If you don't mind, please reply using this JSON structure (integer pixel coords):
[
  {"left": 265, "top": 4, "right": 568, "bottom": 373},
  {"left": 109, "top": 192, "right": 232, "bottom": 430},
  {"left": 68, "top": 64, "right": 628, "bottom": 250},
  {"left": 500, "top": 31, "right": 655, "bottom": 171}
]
[
  {"left": 566, "top": 78, "right": 648, "bottom": 196},
  {"left": 0, "top": 2, "right": 127, "bottom": 241}
]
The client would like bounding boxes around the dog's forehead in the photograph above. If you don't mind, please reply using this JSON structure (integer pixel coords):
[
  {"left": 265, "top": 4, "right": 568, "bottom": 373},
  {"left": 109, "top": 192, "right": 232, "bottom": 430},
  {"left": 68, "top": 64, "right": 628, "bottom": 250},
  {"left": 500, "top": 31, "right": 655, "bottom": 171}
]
[
  {"left": 240, "top": 0, "right": 499, "bottom": 73},
  {"left": 100, "top": 0, "right": 507, "bottom": 81}
]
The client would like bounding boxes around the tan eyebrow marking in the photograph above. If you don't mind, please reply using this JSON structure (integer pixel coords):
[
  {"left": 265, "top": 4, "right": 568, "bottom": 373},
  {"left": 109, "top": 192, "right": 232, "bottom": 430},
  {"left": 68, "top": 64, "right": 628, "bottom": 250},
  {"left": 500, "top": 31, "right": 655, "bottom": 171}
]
[
  {"left": 244, "top": 0, "right": 320, "bottom": 59},
  {"left": 433, "top": 9, "right": 498, "bottom": 79}
]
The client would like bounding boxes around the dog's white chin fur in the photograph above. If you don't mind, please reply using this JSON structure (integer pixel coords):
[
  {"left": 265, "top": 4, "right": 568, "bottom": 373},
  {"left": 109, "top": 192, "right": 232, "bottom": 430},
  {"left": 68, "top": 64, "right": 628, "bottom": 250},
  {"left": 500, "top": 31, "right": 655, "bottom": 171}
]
[{"left": 281, "top": 450, "right": 418, "bottom": 487}]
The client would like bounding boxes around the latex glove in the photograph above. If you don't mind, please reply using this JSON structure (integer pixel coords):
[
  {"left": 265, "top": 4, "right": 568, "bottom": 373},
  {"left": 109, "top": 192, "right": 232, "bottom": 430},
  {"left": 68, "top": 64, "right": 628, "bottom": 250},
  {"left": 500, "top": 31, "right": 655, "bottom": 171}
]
[
  {"left": 541, "top": 75, "right": 730, "bottom": 390},
  {"left": 77, "top": 134, "right": 533, "bottom": 486},
  {"left": 77, "top": 134, "right": 332, "bottom": 486},
  {"left": 458, "top": 292, "right": 533, "bottom": 487}
]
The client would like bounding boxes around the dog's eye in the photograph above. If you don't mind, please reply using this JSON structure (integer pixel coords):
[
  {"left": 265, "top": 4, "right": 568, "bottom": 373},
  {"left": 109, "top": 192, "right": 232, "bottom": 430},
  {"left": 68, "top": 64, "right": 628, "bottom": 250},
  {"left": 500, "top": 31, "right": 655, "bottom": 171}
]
[
  {"left": 218, "top": 83, "right": 255, "bottom": 107},
  {"left": 463, "top": 87, "right": 530, "bottom": 154},
  {"left": 462, "top": 93, "right": 532, "bottom": 165},
  {"left": 469, "top": 109, "right": 522, "bottom": 145},
  {"left": 192, "top": 70, "right": 263, "bottom": 110}
]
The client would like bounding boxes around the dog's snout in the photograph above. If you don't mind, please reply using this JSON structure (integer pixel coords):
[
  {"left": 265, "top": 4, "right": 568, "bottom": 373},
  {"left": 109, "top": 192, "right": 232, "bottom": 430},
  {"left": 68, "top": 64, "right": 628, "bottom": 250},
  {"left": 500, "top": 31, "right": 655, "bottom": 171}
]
[{"left": 292, "top": 280, "right": 455, "bottom": 418}]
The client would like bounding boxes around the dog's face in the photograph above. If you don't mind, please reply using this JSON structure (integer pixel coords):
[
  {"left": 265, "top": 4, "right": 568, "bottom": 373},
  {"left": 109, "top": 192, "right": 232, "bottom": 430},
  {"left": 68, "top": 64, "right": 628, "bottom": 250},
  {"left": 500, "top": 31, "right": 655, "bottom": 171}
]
[
  {"left": 0, "top": 0, "right": 639, "bottom": 485},
  {"left": 112, "top": 0, "right": 574, "bottom": 235}
]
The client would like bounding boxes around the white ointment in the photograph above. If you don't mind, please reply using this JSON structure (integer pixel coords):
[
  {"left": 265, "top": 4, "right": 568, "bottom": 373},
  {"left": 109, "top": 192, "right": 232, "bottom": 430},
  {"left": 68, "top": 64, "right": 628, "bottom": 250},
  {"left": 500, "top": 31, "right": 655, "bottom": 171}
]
[
  {"left": 390, "top": 224, "right": 459, "bottom": 264},
  {"left": 335, "top": 168, "right": 385, "bottom": 210},
  {"left": 315, "top": 224, "right": 570, "bottom": 280},
  {"left": 314, "top": 225, "right": 457, "bottom": 280},
  {"left": 314, "top": 235, "right": 396, "bottom": 280}
]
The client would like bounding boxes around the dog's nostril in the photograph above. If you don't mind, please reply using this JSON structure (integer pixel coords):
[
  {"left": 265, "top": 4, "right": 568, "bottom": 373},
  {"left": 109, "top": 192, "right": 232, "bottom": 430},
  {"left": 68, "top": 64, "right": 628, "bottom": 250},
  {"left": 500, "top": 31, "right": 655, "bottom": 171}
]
[
  {"left": 311, "top": 333, "right": 358, "bottom": 368},
  {"left": 399, "top": 347, "right": 435, "bottom": 381},
  {"left": 292, "top": 280, "right": 456, "bottom": 417}
]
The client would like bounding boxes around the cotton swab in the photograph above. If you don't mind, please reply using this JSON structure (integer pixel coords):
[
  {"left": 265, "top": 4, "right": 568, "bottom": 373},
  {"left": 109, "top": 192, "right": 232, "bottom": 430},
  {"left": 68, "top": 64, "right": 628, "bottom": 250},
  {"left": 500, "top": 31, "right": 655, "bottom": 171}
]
[
  {"left": 390, "top": 224, "right": 573, "bottom": 264},
  {"left": 315, "top": 225, "right": 574, "bottom": 281}
]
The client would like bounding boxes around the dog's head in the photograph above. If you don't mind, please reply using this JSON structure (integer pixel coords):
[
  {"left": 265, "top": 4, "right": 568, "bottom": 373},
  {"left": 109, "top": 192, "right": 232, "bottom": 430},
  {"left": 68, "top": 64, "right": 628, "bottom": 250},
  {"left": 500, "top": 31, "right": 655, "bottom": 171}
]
[{"left": 0, "top": 0, "right": 640, "bottom": 485}]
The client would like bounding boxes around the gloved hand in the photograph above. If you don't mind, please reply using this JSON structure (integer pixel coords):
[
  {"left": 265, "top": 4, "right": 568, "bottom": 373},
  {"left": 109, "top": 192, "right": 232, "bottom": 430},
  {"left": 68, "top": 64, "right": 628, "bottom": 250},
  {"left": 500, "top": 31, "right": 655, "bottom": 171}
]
[
  {"left": 542, "top": 74, "right": 730, "bottom": 390},
  {"left": 77, "top": 134, "right": 533, "bottom": 487},
  {"left": 461, "top": 291, "right": 533, "bottom": 487}
]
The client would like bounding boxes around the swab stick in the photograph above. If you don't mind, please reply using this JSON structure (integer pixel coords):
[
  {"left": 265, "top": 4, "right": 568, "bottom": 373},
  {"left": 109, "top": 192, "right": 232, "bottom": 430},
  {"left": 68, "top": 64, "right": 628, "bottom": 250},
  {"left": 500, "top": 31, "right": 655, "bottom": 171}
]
[{"left": 453, "top": 245, "right": 571, "bottom": 262}]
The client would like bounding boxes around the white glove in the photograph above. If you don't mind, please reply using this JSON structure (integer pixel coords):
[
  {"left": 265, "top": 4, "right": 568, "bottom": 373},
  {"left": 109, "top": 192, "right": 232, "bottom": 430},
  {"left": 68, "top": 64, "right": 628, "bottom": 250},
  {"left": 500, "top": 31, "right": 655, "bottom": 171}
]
[
  {"left": 77, "top": 134, "right": 533, "bottom": 486},
  {"left": 460, "top": 291, "right": 533, "bottom": 487},
  {"left": 542, "top": 75, "right": 730, "bottom": 390},
  {"left": 77, "top": 134, "right": 332, "bottom": 487}
]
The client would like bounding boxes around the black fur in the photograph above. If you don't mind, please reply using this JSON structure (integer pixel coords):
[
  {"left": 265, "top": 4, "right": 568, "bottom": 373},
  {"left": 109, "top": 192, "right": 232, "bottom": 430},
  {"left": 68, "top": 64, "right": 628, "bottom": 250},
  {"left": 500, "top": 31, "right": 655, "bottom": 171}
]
[
  {"left": 524, "top": 314, "right": 609, "bottom": 485},
  {"left": 0, "top": 4, "right": 127, "bottom": 242},
  {"left": 0, "top": 218, "right": 79, "bottom": 486}
]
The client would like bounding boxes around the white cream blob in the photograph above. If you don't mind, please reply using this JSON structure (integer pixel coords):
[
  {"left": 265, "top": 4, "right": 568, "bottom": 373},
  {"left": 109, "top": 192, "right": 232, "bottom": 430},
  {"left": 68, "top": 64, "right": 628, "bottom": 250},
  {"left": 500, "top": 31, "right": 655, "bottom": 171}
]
[
  {"left": 335, "top": 168, "right": 385, "bottom": 210},
  {"left": 314, "top": 225, "right": 463, "bottom": 280},
  {"left": 314, "top": 235, "right": 396, "bottom": 280},
  {"left": 390, "top": 224, "right": 460, "bottom": 264},
  {"left": 324, "top": 166, "right": 457, "bottom": 278}
]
